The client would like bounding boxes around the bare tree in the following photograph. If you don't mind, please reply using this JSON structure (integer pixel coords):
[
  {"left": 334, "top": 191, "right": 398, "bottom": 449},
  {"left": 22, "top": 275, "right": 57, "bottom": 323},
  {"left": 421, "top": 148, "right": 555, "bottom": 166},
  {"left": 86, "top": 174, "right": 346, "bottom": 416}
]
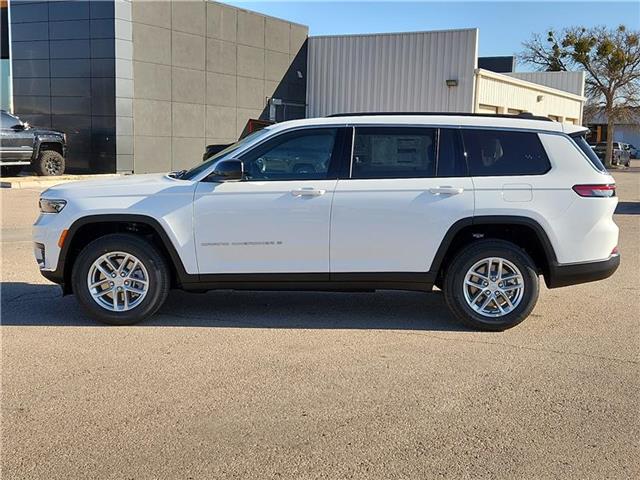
[
  {"left": 521, "top": 26, "right": 640, "bottom": 166},
  {"left": 520, "top": 30, "right": 569, "bottom": 72}
]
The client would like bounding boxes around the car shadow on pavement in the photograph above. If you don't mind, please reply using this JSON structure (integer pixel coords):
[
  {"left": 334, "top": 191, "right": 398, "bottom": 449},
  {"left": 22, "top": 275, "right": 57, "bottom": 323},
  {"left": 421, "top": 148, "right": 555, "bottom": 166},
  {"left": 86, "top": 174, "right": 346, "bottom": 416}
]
[
  {"left": 615, "top": 202, "right": 640, "bottom": 215},
  {"left": 0, "top": 282, "right": 469, "bottom": 331}
]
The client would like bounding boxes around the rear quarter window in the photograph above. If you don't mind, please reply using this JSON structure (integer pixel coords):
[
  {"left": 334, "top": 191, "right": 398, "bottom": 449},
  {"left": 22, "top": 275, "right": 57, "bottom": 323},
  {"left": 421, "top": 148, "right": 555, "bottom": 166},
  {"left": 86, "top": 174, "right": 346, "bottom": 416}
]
[
  {"left": 462, "top": 129, "right": 551, "bottom": 176},
  {"left": 572, "top": 134, "right": 607, "bottom": 173}
]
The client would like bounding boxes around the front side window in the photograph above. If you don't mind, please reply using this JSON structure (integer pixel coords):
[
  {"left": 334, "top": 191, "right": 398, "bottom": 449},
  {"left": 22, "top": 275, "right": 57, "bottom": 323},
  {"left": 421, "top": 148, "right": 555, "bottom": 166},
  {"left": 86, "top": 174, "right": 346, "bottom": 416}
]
[
  {"left": 241, "top": 128, "right": 338, "bottom": 181},
  {"left": 351, "top": 127, "right": 436, "bottom": 179},
  {"left": 462, "top": 129, "right": 551, "bottom": 176}
]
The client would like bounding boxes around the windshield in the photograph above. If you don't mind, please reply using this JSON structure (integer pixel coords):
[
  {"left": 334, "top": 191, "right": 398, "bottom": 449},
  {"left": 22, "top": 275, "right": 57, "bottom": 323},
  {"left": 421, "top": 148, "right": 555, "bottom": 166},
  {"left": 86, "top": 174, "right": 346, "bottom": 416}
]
[
  {"left": 572, "top": 134, "right": 607, "bottom": 173},
  {"left": 180, "top": 129, "right": 272, "bottom": 180},
  {"left": 1, "top": 111, "right": 23, "bottom": 129}
]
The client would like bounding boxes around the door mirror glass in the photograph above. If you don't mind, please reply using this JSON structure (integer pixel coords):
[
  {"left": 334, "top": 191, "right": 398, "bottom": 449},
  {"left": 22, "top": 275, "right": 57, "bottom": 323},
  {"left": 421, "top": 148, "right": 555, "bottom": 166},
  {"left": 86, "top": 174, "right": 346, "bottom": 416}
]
[{"left": 206, "top": 159, "right": 244, "bottom": 182}]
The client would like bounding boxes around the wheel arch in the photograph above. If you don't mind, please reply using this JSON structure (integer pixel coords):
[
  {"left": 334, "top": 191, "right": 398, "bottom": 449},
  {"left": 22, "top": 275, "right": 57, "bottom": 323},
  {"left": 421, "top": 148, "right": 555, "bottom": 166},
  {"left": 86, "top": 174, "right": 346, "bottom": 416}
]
[
  {"left": 57, "top": 214, "right": 193, "bottom": 294},
  {"left": 34, "top": 137, "right": 65, "bottom": 158},
  {"left": 432, "top": 216, "right": 558, "bottom": 286}
]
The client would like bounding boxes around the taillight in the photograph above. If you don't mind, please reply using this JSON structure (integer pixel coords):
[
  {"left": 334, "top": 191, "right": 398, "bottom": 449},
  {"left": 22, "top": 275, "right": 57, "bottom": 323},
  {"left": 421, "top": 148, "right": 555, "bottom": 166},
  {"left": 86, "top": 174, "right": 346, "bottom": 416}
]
[{"left": 572, "top": 184, "right": 616, "bottom": 198}]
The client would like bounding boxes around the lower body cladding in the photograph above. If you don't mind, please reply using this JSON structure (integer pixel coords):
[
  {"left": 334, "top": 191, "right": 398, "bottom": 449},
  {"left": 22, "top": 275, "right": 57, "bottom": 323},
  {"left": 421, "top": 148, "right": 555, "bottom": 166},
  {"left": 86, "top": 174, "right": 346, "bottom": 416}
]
[
  {"left": 41, "top": 260, "right": 619, "bottom": 295},
  {"left": 181, "top": 272, "right": 437, "bottom": 293},
  {"left": 175, "top": 257, "right": 620, "bottom": 293},
  {"left": 546, "top": 254, "right": 620, "bottom": 288}
]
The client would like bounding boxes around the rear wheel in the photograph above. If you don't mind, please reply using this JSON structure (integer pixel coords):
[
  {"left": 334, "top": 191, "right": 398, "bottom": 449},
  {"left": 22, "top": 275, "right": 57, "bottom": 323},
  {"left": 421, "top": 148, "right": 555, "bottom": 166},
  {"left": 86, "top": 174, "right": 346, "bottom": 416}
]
[
  {"left": 72, "top": 234, "right": 170, "bottom": 325},
  {"left": 34, "top": 149, "right": 65, "bottom": 176},
  {"left": 0, "top": 166, "right": 23, "bottom": 177},
  {"left": 443, "top": 240, "right": 539, "bottom": 331}
]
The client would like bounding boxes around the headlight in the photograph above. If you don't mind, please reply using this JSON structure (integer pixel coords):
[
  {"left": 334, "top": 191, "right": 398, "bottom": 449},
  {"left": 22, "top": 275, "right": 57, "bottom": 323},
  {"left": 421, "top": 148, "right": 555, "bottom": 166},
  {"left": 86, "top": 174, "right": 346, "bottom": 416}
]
[{"left": 39, "top": 198, "right": 67, "bottom": 213}]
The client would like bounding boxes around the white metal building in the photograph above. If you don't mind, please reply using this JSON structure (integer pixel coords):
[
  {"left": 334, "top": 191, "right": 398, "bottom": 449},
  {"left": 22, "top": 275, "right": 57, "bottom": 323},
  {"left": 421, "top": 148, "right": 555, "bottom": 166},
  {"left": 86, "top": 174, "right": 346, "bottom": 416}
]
[{"left": 307, "top": 29, "right": 586, "bottom": 124}]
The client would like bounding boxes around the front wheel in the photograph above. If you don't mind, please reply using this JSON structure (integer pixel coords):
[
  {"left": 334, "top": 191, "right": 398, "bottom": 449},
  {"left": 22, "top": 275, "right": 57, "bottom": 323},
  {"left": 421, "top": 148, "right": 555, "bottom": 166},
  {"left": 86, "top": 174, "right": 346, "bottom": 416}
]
[
  {"left": 72, "top": 234, "right": 170, "bottom": 325},
  {"left": 34, "top": 149, "right": 65, "bottom": 176},
  {"left": 443, "top": 240, "right": 540, "bottom": 331}
]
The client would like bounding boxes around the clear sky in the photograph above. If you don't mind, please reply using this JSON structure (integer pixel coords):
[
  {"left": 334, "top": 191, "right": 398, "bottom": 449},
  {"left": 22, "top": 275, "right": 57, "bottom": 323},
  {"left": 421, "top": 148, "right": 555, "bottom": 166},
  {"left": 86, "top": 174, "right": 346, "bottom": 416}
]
[{"left": 222, "top": 1, "right": 640, "bottom": 69}]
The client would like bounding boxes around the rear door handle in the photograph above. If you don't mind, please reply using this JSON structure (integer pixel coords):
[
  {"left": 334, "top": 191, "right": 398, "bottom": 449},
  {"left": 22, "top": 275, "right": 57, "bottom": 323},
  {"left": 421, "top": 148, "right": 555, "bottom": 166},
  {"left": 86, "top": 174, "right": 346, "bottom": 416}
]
[
  {"left": 429, "top": 186, "right": 464, "bottom": 195},
  {"left": 291, "top": 188, "right": 326, "bottom": 197}
]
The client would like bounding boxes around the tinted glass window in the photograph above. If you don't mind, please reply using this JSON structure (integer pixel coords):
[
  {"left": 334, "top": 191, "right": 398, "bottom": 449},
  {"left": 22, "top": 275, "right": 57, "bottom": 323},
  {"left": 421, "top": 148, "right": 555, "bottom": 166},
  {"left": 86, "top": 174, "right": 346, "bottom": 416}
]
[
  {"left": 352, "top": 127, "right": 436, "bottom": 179},
  {"left": 572, "top": 134, "right": 607, "bottom": 172},
  {"left": 437, "top": 129, "right": 467, "bottom": 177},
  {"left": 462, "top": 129, "right": 550, "bottom": 176},
  {"left": 1, "top": 112, "right": 22, "bottom": 129},
  {"left": 242, "top": 128, "right": 338, "bottom": 181},
  {"left": 181, "top": 129, "right": 272, "bottom": 180}
]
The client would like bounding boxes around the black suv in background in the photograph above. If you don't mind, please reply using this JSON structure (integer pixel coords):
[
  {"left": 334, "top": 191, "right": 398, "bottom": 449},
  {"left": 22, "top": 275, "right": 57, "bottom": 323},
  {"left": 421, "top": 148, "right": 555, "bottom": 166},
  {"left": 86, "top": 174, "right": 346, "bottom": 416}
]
[{"left": 0, "top": 110, "right": 67, "bottom": 177}]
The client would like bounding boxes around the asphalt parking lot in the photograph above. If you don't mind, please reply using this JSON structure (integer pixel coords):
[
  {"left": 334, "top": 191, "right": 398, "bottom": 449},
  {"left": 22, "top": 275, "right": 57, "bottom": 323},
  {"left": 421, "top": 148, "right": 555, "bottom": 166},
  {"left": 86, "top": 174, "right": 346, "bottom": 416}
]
[{"left": 1, "top": 165, "right": 639, "bottom": 479}]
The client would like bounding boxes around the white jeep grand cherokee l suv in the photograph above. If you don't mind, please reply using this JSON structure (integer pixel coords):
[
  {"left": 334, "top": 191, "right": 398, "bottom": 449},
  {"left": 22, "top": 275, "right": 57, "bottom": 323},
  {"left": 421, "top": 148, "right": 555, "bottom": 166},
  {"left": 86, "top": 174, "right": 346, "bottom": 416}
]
[{"left": 33, "top": 113, "right": 620, "bottom": 331}]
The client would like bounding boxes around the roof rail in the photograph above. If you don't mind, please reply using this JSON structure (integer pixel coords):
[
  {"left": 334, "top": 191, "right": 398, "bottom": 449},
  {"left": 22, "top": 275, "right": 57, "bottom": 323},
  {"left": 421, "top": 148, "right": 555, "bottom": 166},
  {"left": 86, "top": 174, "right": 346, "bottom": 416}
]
[{"left": 326, "top": 111, "right": 553, "bottom": 122}]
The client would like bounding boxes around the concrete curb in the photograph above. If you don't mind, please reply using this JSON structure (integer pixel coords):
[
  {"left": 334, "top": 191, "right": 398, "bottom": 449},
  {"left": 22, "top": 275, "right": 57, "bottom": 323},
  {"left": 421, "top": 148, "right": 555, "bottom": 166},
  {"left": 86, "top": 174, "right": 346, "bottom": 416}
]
[{"left": 1, "top": 174, "right": 123, "bottom": 189}]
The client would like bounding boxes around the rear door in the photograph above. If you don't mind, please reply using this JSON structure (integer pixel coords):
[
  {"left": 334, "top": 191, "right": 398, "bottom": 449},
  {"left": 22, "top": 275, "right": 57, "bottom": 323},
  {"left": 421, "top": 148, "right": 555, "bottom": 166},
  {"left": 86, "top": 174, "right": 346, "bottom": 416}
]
[{"left": 330, "top": 126, "right": 474, "bottom": 273}]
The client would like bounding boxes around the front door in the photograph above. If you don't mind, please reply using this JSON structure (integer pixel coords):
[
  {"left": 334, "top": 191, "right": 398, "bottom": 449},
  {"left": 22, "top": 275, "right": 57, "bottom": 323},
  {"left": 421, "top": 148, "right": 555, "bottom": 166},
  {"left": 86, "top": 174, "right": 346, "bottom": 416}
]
[
  {"left": 330, "top": 127, "right": 475, "bottom": 273},
  {"left": 194, "top": 127, "right": 346, "bottom": 274}
]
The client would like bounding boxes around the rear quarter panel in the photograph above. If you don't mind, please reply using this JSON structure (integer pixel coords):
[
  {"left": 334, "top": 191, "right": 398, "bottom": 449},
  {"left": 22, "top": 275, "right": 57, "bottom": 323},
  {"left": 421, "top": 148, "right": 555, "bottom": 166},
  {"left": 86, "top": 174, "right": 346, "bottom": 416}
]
[{"left": 472, "top": 133, "right": 618, "bottom": 264}]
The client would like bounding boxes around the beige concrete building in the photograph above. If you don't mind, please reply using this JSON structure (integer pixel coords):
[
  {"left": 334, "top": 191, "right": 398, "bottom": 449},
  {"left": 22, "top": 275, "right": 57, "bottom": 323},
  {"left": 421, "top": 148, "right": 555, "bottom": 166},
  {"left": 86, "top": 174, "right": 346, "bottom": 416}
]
[{"left": 475, "top": 69, "right": 585, "bottom": 124}]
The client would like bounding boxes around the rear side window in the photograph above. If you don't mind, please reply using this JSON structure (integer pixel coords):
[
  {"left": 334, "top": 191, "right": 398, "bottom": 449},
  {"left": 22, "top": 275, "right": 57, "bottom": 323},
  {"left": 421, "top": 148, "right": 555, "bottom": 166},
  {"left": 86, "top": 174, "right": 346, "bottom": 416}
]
[
  {"left": 352, "top": 127, "right": 436, "bottom": 179},
  {"left": 462, "top": 129, "right": 551, "bottom": 176},
  {"left": 572, "top": 134, "right": 607, "bottom": 172}
]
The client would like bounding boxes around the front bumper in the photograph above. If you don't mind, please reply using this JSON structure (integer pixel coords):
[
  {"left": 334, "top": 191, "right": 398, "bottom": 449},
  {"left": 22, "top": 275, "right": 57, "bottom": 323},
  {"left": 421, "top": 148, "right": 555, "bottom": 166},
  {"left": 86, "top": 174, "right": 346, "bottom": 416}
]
[{"left": 546, "top": 254, "right": 620, "bottom": 289}]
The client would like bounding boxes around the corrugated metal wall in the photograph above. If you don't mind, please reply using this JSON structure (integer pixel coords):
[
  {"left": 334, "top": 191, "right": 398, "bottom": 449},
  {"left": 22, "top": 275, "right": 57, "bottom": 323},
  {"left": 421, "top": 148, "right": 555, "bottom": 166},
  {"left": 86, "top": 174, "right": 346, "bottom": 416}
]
[
  {"left": 307, "top": 29, "right": 478, "bottom": 117},
  {"left": 505, "top": 71, "right": 585, "bottom": 97}
]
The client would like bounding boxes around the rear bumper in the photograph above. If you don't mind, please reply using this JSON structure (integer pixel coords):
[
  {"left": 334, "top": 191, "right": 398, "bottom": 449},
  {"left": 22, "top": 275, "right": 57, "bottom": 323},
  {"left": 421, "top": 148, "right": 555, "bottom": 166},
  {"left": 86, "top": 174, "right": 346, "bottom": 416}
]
[{"left": 546, "top": 254, "right": 620, "bottom": 289}]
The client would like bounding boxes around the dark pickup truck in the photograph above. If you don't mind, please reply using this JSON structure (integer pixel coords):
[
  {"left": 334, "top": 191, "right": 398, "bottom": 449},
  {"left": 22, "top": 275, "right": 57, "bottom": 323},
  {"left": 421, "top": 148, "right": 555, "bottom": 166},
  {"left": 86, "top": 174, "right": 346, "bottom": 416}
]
[{"left": 0, "top": 110, "right": 67, "bottom": 176}]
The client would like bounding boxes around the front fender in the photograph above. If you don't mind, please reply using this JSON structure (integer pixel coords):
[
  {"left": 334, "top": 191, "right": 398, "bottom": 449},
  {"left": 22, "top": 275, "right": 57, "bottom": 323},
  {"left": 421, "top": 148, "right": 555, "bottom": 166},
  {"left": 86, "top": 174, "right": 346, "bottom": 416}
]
[{"left": 33, "top": 135, "right": 65, "bottom": 159}]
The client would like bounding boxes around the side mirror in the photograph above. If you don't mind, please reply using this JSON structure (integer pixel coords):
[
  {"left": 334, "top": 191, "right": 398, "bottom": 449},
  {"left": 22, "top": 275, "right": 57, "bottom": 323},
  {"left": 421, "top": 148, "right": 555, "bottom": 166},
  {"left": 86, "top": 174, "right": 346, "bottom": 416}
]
[
  {"left": 11, "top": 124, "right": 25, "bottom": 131},
  {"left": 207, "top": 159, "right": 244, "bottom": 182}
]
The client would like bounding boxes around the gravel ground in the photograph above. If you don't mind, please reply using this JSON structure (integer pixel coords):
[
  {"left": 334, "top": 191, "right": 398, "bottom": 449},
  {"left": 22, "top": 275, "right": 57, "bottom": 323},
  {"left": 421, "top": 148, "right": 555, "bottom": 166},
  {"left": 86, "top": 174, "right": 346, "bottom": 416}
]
[{"left": 1, "top": 164, "right": 638, "bottom": 479}]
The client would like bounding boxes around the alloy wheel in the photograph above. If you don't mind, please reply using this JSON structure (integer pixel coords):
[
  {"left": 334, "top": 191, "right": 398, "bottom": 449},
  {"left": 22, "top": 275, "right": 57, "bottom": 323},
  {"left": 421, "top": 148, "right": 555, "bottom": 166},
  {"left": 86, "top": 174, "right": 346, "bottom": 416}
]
[
  {"left": 45, "top": 156, "right": 64, "bottom": 175},
  {"left": 462, "top": 257, "right": 525, "bottom": 318},
  {"left": 87, "top": 251, "right": 149, "bottom": 312}
]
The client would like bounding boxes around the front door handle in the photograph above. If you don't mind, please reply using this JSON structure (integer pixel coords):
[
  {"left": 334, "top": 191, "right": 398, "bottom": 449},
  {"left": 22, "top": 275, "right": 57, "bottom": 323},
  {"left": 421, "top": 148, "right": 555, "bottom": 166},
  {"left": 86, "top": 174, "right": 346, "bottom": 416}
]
[
  {"left": 429, "top": 186, "right": 464, "bottom": 195},
  {"left": 291, "top": 188, "right": 326, "bottom": 197}
]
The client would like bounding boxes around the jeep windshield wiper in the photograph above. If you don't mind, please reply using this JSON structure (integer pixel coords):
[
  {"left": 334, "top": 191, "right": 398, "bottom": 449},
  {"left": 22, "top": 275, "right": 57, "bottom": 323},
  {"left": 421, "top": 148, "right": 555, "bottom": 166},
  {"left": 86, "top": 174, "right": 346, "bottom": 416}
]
[{"left": 168, "top": 169, "right": 188, "bottom": 179}]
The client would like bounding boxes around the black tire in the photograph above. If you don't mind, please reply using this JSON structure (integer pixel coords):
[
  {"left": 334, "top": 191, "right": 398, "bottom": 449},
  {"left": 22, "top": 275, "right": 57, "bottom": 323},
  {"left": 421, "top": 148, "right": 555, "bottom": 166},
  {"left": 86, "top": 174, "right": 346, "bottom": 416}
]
[
  {"left": 34, "top": 149, "right": 65, "bottom": 176},
  {"left": 72, "top": 234, "right": 170, "bottom": 325},
  {"left": 0, "top": 166, "right": 23, "bottom": 177},
  {"left": 443, "top": 239, "right": 540, "bottom": 331}
]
